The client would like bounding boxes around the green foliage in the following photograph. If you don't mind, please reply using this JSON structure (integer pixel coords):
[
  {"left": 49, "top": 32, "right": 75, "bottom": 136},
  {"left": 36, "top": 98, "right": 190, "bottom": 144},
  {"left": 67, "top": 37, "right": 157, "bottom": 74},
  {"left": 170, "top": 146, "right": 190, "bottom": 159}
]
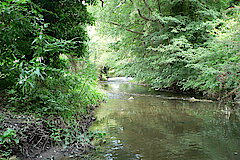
[
  {"left": 0, "top": 0, "right": 103, "bottom": 158},
  {"left": 183, "top": 8, "right": 240, "bottom": 97},
  {"left": 0, "top": 0, "right": 102, "bottom": 109},
  {"left": 89, "top": 0, "right": 239, "bottom": 99},
  {"left": 0, "top": 0, "right": 95, "bottom": 88},
  {"left": 32, "top": 0, "right": 95, "bottom": 58},
  {"left": 0, "top": 0, "right": 42, "bottom": 88},
  {"left": 88, "top": 26, "right": 121, "bottom": 77},
  {"left": 5, "top": 59, "right": 103, "bottom": 118},
  {"left": 0, "top": 128, "right": 19, "bottom": 158}
]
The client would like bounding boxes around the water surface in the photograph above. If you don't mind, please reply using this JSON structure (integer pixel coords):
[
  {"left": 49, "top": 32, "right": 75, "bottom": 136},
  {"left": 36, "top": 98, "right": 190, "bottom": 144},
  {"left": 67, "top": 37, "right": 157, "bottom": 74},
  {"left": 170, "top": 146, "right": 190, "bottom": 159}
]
[{"left": 91, "top": 80, "right": 240, "bottom": 160}]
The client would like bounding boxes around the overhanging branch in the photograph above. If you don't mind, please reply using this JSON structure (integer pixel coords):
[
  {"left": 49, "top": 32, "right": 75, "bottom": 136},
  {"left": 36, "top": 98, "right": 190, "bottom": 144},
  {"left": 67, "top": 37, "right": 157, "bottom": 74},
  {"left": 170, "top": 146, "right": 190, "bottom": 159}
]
[
  {"left": 109, "top": 21, "right": 144, "bottom": 35},
  {"left": 136, "top": 9, "right": 157, "bottom": 22},
  {"left": 129, "top": 0, "right": 161, "bottom": 23}
]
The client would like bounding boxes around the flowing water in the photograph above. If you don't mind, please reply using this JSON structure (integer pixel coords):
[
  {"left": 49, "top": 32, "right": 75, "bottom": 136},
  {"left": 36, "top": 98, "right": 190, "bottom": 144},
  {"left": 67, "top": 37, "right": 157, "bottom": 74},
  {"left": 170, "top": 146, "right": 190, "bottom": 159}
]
[{"left": 89, "top": 78, "right": 240, "bottom": 160}]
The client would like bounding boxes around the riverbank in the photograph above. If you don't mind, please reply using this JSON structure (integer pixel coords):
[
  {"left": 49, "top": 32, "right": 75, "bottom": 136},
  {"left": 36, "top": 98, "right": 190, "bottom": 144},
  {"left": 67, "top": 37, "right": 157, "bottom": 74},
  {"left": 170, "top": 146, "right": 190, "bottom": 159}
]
[
  {"left": 0, "top": 104, "right": 98, "bottom": 160},
  {"left": 0, "top": 63, "right": 104, "bottom": 159},
  {"left": 120, "top": 78, "right": 239, "bottom": 106}
]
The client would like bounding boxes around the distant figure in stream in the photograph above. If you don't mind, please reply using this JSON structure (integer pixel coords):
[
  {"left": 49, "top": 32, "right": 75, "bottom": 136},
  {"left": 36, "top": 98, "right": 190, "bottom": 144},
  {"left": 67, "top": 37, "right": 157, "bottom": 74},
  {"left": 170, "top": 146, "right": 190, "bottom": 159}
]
[{"left": 99, "top": 66, "right": 109, "bottom": 80}]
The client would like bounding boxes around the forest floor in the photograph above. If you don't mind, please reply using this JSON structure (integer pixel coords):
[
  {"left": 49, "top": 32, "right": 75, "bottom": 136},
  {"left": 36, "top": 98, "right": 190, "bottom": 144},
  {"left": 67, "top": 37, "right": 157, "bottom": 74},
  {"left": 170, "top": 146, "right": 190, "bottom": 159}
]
[{"left": 0, "top": 94, "right": 98, "bottom": 160}]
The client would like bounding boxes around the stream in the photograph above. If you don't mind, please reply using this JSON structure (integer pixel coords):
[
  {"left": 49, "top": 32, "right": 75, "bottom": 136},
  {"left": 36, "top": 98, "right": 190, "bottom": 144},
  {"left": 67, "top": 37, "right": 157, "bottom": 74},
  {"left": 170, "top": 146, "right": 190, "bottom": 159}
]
[{"left": 89, "top": 78, "right": 240, "bottom": 160}]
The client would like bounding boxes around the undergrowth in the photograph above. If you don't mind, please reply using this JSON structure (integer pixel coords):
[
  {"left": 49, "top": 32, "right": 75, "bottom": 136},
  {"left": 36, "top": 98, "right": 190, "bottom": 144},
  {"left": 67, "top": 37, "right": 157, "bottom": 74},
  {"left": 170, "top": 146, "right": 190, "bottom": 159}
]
[{"left": 0, "top": 60, "right": 104, "bottom": 159}]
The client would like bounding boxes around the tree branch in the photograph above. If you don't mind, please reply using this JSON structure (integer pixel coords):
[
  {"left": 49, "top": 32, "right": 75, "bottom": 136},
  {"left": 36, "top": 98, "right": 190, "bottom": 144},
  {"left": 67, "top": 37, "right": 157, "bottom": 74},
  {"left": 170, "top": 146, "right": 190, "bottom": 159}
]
[
  {"left": 142, "top": 0, "right": 153, "bottom": 12},
  {"left": 109, "top": 21, "right": 144, "bottom": 35},
  {"left": 100, "top": 0, "right": 104, "bottom": 7},
  {"left": 129, "top": 0, "right": 159, "bottom": 23},
  {"left": 157, "top": 0, "right": 162, "bottom": 13},
  {"left": 136, "top": 9, "right": 157, "bottom": 22}
]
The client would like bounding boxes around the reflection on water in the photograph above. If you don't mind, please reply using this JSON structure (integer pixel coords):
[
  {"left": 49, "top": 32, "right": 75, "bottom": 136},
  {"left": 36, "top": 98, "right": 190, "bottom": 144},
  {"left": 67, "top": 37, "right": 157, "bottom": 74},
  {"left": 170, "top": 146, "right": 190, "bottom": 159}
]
[{"left": 91, "top": 81, "right": 240, "bottom": 160}]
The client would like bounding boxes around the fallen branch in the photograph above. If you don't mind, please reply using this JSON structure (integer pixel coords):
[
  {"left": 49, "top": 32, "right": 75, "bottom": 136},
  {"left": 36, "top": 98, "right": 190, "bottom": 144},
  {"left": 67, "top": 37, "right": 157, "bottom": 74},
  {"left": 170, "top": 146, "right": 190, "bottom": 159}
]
[{"left": 222, "top": 86, "right": 240, "bottom": 100}]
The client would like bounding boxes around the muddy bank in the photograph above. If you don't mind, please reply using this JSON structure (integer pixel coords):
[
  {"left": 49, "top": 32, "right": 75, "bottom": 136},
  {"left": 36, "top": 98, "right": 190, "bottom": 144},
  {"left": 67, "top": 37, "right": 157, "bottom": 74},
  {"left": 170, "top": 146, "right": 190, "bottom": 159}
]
[{"left": 0, "top": 105, "right": 98, "bottom": 160}]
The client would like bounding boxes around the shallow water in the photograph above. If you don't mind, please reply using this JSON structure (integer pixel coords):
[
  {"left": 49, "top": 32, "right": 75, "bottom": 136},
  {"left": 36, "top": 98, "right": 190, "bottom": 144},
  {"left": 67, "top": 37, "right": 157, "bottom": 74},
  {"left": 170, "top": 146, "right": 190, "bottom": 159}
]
[{"left": 90, "top": 80, "right": 240, "bottom": 160}]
